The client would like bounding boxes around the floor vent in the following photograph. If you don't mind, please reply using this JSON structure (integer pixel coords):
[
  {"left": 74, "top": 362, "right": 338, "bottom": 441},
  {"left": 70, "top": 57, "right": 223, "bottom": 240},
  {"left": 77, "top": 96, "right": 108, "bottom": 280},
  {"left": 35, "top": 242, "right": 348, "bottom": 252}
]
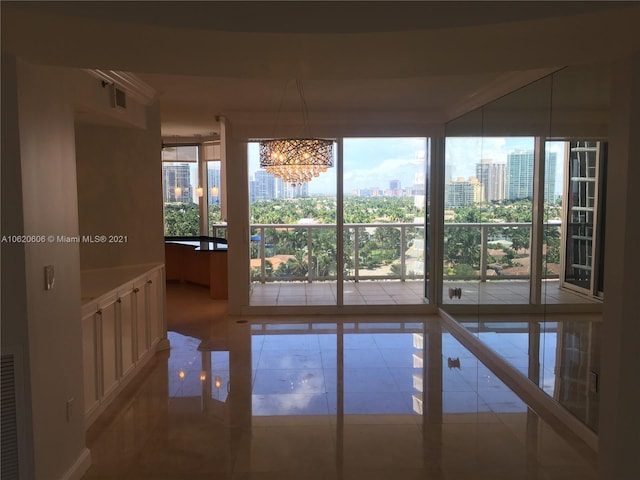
[{"left": 1, "top": 353, "right": 19, "bottom": 480}]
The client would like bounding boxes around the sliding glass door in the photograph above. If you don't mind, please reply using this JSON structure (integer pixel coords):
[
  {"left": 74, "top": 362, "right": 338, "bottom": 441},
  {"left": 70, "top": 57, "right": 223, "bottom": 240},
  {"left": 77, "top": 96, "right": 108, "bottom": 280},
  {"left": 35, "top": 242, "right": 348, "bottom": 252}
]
[
  {"left": 248, "top": 138, "right": 430, "bottom": 307},
  {"left": 248, "top": 142, "right": 338, "bottom": 306},
  {"left": 341, "top": 138, "right": 428, "bottom": 305}
]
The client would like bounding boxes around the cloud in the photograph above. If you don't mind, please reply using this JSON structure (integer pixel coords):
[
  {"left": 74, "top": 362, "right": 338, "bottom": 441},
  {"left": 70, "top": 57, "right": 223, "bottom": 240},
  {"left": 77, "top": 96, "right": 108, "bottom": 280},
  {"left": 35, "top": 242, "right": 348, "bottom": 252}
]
[{"left": 249, "top": 137, "right": 567, "bottom": 195}]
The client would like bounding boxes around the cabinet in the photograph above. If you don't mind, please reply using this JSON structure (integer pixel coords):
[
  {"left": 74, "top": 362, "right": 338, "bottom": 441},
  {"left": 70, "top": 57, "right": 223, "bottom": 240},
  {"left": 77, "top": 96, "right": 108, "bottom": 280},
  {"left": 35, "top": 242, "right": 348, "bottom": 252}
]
[
  {"left": 133, "top": 277, "right": 149, "bottom": 361},
  {"left": 81, "top": 264, "right": 165, "bottom": 426},
  {"left": 118, "top": 289, "right": 135, "bottom": 377},
  {"left": 165, "top": 243, "right": 228, "bottom": 299},
  {"left": 81, "top": 304, "right": 99, "bottom": 416},
  {"left": 146, "top": 268, "right": 163, "bottom": 349},
  {"left": 99, "top": 293, "right": 119, "bottom": 398}
]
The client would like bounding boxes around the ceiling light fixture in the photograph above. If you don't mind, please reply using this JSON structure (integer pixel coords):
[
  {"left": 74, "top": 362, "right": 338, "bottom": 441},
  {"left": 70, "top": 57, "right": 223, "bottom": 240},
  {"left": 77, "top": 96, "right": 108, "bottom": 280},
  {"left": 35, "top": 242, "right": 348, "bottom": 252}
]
[{"left": 259, "top": 79, "right": 333, "bottom": 186}]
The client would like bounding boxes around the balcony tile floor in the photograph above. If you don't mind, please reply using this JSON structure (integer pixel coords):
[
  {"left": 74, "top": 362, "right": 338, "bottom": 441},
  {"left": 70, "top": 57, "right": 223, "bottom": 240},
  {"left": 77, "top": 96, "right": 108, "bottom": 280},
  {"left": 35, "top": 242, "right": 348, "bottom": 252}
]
[
  {"left": 250, "top": 280, "right": 597, "bottom": 306},
  {"left": 82, "top": 283, "right": 598, "bottom": 480}
]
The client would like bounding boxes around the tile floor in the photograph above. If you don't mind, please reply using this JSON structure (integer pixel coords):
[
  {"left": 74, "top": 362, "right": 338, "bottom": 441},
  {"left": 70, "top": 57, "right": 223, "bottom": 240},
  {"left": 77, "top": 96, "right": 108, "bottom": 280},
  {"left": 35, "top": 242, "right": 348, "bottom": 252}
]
[
  {"left": 250, "top": 280, "right": 597, "bottom": 306},
  {"left": 455, "top": 313, "right": 602, "bottom": 433},
  {"left": 82, "top": 283, "right": 597, "bottom": 479}
]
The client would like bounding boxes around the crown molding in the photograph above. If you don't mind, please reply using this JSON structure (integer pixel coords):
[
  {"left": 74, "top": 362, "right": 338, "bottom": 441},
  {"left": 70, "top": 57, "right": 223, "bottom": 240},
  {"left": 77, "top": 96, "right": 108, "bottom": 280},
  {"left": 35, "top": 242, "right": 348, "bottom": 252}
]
[{"left": 84, "top": 69, "right": 157, "bottom": 106}]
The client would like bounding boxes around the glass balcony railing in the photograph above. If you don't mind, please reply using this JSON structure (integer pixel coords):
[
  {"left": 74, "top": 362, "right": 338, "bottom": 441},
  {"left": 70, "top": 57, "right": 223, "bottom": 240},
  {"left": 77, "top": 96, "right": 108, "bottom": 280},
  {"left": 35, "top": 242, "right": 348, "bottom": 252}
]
[
  {"left": 248, "top": 223, "right": 425, "bottom": 283},
  {"left": 443, "top": 222, "right": 560, "bottom": 282},
  {"left": 444, "top": 222, "right": 536, "bottom": 281},
  {"left": 205, "top": 222, "right": 561, "bottom": 285}
]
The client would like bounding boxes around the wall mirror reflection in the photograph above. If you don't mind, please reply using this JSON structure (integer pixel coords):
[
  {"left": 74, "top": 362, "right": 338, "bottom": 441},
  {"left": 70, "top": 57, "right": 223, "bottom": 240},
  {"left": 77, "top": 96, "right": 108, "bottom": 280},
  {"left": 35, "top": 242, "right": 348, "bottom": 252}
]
[{"left": 442, "top": 63, "right": 608, "bottom": 436}]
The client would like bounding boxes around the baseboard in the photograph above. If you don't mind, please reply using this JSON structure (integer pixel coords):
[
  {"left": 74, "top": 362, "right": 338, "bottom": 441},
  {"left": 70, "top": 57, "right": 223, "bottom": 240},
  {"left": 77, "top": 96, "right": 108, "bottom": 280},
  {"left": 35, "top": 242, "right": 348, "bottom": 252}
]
[
  {"left": 85, "top": 344, "right": 159, "bottom": 428},
  {"left": 59, "top": 447, "right": 91, "bottom": 480},
  {"left": 156, "top": 337, "right": 171, "bottom": 351},
  {"left": 439, "top": 308, "right": 599, "bottom": 452}
]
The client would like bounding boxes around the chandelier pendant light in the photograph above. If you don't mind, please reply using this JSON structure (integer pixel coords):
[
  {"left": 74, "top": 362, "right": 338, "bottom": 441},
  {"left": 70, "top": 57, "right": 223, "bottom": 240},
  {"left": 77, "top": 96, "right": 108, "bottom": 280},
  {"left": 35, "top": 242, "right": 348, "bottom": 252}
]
[
  {"left": 259, "top": 80, "right": 333, "bottom": 186},
  {"left": 259, "top": 138, "right": 334, "bottom": 185}
]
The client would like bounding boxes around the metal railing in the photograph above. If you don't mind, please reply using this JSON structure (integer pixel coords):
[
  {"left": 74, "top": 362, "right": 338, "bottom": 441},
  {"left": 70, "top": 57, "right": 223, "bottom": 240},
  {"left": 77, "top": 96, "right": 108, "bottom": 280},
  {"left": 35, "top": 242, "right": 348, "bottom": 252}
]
[
  {"left": 209, "top": 221, "right": 561, "bottom": 284},
  {"left": 249, "top": 223, "right": 424, "bottom": 283},
  {"left": 444, "top": 222, "right": 533, "bottom": 281}
]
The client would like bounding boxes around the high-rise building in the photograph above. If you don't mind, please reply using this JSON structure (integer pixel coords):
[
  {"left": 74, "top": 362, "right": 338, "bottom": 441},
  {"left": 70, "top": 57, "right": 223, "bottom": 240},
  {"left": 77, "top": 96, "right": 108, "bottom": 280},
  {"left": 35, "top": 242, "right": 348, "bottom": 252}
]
[
  {"left": 445, "top": 177, "right": 484, "bottom": 208},
  {"left": 544, "top": 151, "right": 558, "bottom": 202},
  {"left": 412, "top": 172, "right": 426, "bottom": 195},
  {"left": 476, "top": 159, "right": 506, "bottom": 202},
  {"left": 389, "top": 179, "right": 401, "bottom": 197},
  {"left": 507, "top": 150, "right": 557, "bottom": 201},
  {"left": 252, "top": 170, "right": 276, "bottom": 201},
  {"left": 249, "top": 170, "right": 310, "bottom": 200},
  {"left": 412, "top": 172, "right": 427, "bottom": 209},
  {"left": 276, "top": 178, "right": 309, "bottom": 198},
  {"left": 507, "top": 150, "right": 535, "bottom": 200},
  {"left": 162, "top": 163, "right": 192, "bottom": 203}
]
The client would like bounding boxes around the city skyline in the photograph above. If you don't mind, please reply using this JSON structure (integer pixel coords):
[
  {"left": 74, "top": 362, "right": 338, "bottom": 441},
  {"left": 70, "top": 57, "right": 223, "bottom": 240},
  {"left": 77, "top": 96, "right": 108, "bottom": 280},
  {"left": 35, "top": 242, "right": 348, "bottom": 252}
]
[
  {"left": 249, "top": 137, "right": 565, "bottom": 197},
  {"left": 163, "top": 137, "right": 567, "bottom": 203},
  {"left": 248, "top": 138, "right": 428, "bottom": 196}
]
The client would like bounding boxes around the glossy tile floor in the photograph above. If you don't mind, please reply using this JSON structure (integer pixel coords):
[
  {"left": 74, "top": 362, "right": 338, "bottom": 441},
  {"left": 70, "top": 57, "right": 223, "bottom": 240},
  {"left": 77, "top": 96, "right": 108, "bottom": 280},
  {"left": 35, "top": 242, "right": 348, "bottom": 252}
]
[
  {"left": 82, "top": 284, "right": 597, "bottom": 479},
  {"left": 250, "top": 280, "right": 596, "bottom": 306},
  {"left": 455, "top": 313, "right": 602, "bottom": 433}
]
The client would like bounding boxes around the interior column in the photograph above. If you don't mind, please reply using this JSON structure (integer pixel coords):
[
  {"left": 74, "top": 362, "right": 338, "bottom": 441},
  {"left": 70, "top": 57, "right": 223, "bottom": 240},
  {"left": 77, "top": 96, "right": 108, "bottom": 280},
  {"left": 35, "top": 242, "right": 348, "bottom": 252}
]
[{"left": 599, "top": 51, "right": 640, "bottom": 480}]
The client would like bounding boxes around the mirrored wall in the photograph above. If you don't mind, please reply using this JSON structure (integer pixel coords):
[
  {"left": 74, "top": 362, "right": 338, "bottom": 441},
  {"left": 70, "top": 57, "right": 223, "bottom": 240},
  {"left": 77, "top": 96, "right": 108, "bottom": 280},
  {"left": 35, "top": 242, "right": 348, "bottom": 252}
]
[{"left": 443, "top": 63, "right": 609, "bottom": 433}]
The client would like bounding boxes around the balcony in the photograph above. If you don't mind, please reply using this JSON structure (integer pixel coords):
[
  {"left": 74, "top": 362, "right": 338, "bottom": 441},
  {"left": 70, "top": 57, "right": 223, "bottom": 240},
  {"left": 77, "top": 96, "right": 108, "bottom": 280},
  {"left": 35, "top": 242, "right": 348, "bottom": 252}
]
[
  {"left": 240, "top": 222, "right": 597, "bottom": 307},
  {"left": 250, "top": 222, "right": 424, "bottom": 283}
]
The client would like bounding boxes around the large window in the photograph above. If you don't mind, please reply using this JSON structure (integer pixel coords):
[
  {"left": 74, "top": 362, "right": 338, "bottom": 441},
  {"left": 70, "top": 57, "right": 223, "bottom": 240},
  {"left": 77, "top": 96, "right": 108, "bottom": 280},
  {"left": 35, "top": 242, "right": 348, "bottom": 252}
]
[
  {"left": 443, "top": 137, "right": 539, "bottom": 305},
  {"left": 248, "top": 138, "right": 428, "bottom": 307},
  {"left": 248, "top": 141, "right": 338, "bottom": 306},
  {"left": 342, "top": 137, "right": 428, "bottom": 305},
  {"left": 162, "top": 142, "right": 226, "bottom": 238},
  {"left": 162, "top": 145, "right": 199, "bottom": 236}
]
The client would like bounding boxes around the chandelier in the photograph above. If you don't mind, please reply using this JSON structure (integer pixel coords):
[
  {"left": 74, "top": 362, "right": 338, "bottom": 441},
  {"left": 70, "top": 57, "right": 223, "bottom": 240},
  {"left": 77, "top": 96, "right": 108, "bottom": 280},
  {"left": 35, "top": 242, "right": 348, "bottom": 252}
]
[
  {"left": 259, "top": 80, "right": 334, "bottom": 186},
  {"left": 259, "top": 138, "right": 334, "bottom": 185}
]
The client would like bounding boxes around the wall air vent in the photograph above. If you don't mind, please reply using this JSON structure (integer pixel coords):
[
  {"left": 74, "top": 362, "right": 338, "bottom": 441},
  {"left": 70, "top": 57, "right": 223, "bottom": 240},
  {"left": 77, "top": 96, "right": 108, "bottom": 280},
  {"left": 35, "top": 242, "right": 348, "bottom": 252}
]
[
  {"left": 1, "top": 354, "right": 19, "bottom": 480},
  {"left": 111, "top": 85, "right": 127, "bottom": 109}
]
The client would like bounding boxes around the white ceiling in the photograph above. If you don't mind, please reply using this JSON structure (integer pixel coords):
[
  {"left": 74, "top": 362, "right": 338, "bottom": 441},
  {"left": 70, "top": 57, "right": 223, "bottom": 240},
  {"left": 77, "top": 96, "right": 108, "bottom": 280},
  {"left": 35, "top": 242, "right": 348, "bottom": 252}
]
[{"left": 3, "top": 1, "right": 640, "bottom": 138}]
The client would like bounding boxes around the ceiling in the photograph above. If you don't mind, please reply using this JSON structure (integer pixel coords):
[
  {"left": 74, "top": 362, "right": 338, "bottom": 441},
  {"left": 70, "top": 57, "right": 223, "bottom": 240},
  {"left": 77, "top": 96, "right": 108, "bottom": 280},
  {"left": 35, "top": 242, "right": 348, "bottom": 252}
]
[{"left": 3, "top": 1, "right": 640, "bottom": 138}]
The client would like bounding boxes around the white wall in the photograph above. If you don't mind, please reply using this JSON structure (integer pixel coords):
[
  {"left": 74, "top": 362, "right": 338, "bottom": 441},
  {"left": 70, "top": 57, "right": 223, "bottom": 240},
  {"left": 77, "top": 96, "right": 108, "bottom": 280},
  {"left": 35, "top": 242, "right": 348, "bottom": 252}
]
[
  {"left": 75, "top": 106, "right": 164, "bottom": 270},
  {"left": 11, "top": 58, "right": 87, "bottom": 479},
  {"left": 599, "top": 51, "right": 640, "bottom": 480},
  {"left": 0, "top": 56, "right": 164, "bottom": 479},
  {"left": 1, "top": 53, "right": 36, "bottom": 480}
]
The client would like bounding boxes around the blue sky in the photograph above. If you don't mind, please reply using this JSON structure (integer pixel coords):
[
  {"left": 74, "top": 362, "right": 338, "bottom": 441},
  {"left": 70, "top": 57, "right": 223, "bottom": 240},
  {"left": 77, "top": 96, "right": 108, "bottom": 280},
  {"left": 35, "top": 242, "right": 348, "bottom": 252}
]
[
  {"left": 249, "top": 138, "right": 426, "bottom": 195},
  {"left": 248, "top": 137, "right": 566, "bottom": 195}
]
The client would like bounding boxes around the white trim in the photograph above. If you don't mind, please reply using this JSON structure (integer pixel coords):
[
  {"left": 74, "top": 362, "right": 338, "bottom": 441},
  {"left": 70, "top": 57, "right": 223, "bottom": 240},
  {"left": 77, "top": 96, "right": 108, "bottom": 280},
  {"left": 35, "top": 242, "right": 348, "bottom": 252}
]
[
  {"left": 84, "top": 69, "right": 157, "bottom": 105},
  {"left": 241, "top": 304, "right": 438, "bottom": 316},
  {"left": 439, "top": 308, "right": 598, "bottom": 452},
  {"left": 58, "top": 447, "right": 91, "bottom": 480},
  {"left": 162, "top": 135, "right": 220, "bottom": 144},
  {"left": 336, "top": 138, "right": 344, "bottom": 306}
]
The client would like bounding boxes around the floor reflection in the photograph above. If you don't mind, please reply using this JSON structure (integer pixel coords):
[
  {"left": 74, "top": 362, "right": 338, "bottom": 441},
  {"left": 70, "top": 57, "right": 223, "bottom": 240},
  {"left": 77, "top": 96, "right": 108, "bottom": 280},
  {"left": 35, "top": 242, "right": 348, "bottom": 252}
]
[
  {"left": 83, "top": 284, "right": 597, "bottom": 480},
  {"left": 168, "top": 324, "right": 532, "bottom": 419},
  {"left": 456, "top": 313, "right": 601, "bottom": 432}
]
